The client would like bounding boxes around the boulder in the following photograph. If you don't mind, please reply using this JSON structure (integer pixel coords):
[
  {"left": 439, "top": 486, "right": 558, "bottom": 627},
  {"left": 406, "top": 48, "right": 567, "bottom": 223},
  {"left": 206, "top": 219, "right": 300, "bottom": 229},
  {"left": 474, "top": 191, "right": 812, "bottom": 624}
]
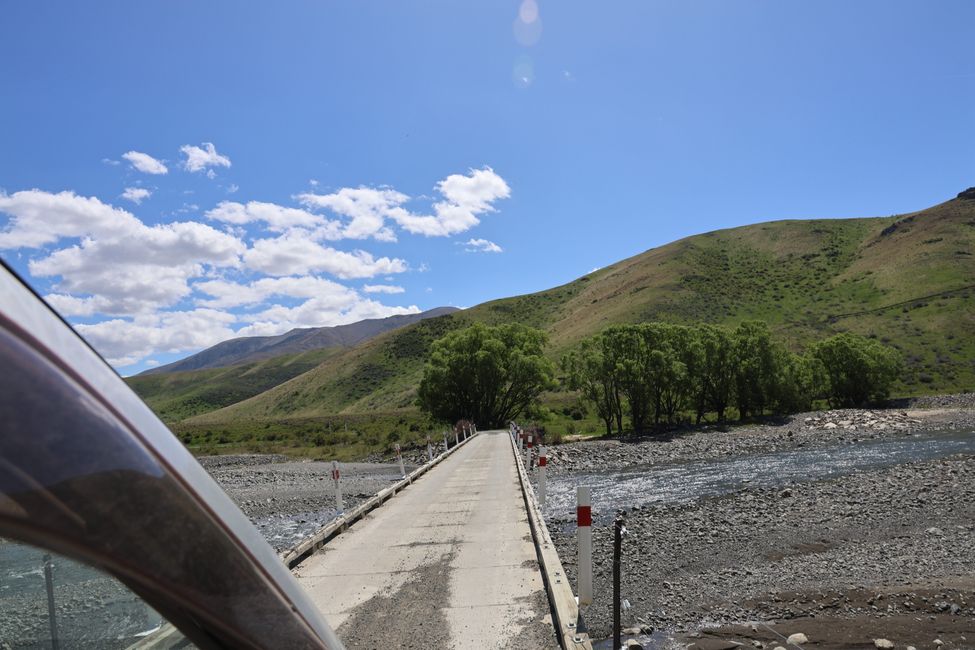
[
  {"left": 874, "top": 640, "right": 894, "bottom": 649},
  {"left": 786, "top": 633, "right": 808, "bottom": 645}
]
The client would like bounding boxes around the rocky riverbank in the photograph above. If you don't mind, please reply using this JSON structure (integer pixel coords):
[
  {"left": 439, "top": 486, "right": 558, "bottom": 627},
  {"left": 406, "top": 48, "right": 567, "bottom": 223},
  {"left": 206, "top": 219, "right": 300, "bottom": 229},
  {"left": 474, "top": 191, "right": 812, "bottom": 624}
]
[
  {"left": 200, "top": 454, "right": 416, "bottom": 551},
  {"left": 543, "top": 399, "right": 975, "bottom": 649}
]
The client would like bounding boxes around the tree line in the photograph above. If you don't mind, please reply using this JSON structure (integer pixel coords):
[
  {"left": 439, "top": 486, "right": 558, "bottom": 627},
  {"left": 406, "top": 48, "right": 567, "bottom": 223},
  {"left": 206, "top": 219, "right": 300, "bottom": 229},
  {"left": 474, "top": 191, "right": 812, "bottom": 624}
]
[{"left": 562, "top": 322, "right": 902, "bottom": 435}]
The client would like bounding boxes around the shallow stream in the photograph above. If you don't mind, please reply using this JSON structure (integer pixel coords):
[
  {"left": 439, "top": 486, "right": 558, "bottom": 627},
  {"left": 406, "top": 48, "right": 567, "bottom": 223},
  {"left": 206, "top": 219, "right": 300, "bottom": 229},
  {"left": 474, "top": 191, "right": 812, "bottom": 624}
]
[{"left": 544, "top": 428, "right": 975, "bottom": 525}]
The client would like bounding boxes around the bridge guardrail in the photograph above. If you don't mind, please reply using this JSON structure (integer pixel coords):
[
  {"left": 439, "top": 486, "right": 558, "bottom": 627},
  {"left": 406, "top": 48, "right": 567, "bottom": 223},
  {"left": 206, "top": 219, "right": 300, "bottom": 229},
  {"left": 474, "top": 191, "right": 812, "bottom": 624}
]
[
  {"left": 281, "top": 431, "right": 478, "bottom": 569},
  {"left": 508, "top": 431, "right": 593, "bottom": 650}
]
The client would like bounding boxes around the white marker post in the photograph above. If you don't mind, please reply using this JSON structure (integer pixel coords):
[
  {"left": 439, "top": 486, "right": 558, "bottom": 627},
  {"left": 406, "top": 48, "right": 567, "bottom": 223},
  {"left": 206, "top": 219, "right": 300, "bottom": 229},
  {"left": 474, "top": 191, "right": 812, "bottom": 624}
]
[
  {"left": 518, "top": 428, "right": 524, "bottom": 451},
  {"left": 395, "top": 443, "right": 406, "bottom": 479},
  {"left": 538, "top": 446, "right": 547, "bottom": 507},
  {"left": 427, "top": 435, "right": 433, "bottom": 462},
  {"left": 455, "top": 429, "right": 459, "bottom": 447},
  {"left": 331, "top": 460, "right": 343, "bottom": 514},
  {"left": 577, "top": 486, "right": 593, "bottom": 606},
  {"left": 443, "top": 431, "right": 448, "bottom": 454},
  {"left": 525, "top": 431, "right": 534, "bottom": 468}
]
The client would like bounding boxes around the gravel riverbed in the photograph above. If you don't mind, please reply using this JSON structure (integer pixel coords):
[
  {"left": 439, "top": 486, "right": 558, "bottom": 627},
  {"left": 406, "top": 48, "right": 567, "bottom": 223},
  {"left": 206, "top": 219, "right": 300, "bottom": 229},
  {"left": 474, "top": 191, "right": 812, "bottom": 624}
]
[
  {"left": 542, "top": 398, "right": 975, "bottom": 649},
  {"left": 200, "top": 454, "right": 421, "bottom": 552}
]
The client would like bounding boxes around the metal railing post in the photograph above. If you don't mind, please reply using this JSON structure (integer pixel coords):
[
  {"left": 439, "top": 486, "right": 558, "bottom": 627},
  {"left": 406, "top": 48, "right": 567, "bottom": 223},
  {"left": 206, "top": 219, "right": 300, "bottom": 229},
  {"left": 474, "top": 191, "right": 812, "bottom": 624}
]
[
  {"left": 43, "top": 554, "right": 60, "bottom": 650},
  {"left": 331, "top": 461, "right": 343, "bottom": 514}
]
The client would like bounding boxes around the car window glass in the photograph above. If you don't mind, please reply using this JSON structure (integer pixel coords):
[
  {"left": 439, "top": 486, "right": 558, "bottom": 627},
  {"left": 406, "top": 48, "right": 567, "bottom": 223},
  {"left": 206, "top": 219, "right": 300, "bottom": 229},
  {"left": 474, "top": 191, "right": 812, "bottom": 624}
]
[{"left": 0, "top": 537, "right": 196, "bottom": 649}]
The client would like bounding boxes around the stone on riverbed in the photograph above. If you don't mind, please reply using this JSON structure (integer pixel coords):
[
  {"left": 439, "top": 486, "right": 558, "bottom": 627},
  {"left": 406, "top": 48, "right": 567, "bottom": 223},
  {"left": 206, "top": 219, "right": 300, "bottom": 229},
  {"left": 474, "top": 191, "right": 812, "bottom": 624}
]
[{"left": 786, "top": 632, "right": 808, "bottom": 645}]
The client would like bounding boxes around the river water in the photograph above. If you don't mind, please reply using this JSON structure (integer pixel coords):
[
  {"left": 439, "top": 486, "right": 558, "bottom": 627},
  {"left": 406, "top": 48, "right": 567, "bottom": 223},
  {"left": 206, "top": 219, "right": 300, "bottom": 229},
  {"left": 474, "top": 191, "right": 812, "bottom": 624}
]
[{"left": 544, "top": 428, "right": 975, "bottom": 526}]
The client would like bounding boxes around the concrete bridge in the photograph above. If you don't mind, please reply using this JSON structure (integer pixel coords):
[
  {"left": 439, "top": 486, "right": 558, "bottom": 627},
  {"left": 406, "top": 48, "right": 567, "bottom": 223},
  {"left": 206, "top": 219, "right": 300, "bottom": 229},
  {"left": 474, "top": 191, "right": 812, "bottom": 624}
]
[{"left": 289, "top": 430, "right": 592, "bottom": 649}]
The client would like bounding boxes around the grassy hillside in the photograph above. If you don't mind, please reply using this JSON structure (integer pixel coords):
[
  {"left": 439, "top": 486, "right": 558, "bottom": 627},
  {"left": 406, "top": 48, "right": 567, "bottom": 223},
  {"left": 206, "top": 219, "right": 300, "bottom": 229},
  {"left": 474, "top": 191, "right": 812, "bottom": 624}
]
[
  {"left": 136, "top": 192, "right": 975, "bottom": 456},
  {"left": 127, "top": 347, "right": 341, "bottom": 421}
]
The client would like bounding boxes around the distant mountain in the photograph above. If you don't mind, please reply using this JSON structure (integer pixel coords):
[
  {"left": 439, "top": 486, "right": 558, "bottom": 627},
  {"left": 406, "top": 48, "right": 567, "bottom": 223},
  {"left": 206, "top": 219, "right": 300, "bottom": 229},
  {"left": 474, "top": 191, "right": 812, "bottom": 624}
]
[{"left": 141, "top": 307, "right": 459, "bottom": 375}]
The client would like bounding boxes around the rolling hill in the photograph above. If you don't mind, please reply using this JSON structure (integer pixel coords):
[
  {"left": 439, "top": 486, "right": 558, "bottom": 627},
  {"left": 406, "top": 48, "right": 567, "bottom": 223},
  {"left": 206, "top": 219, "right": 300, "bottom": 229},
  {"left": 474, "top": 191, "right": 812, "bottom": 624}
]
[
  {"left": 127, "top": 307, "right": 457, "bottom": 421},
  {"left": 140, "top": 307, "right": 458, "bottom": 374},
  {"left": 129, "top": 190, "right": 975, "bottom": 455}
]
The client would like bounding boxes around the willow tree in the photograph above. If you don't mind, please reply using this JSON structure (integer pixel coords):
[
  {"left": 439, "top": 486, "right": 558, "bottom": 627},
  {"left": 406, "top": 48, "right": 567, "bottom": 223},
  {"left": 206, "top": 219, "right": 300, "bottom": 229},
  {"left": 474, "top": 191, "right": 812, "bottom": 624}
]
[
  {"left": 562, "top": 336, "right": 622, "bottom": 436},
  {"left": 417, "top": 323, "right": 555, "bottom": 428},
  {"left": 812, "top": 332, "right": 902, "bottom": 407}
]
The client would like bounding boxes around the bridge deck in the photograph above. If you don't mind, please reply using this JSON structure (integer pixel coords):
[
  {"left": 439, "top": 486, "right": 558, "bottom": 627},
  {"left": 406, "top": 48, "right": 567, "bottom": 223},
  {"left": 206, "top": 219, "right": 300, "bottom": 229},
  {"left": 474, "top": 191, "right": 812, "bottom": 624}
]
[{"left": 293, "top": 431, "right": 554, "bottom": 649}]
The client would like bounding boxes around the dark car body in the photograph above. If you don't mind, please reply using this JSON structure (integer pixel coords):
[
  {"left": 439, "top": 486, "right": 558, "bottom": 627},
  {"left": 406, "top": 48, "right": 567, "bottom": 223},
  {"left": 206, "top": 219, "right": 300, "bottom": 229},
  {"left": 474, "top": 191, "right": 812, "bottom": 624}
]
[{"left": 0, "top": 261, "right": 344, "bottom": 649}]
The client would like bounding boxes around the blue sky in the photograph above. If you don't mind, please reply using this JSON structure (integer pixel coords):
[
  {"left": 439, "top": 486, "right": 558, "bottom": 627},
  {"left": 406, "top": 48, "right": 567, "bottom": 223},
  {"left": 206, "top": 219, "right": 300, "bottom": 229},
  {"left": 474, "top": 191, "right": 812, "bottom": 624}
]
[{"left": 1, "top": 1, "right": 973, "bottom": 374}]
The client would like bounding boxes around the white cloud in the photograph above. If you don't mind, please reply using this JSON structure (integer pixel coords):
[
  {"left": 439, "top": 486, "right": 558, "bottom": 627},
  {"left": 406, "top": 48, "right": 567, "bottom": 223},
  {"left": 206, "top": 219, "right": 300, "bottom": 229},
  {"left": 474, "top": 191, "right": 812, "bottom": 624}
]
[
  {"left": 0, "top": 189, "right": 142, "bottom": 249},
  {"left": 393, "top": 167, "right": 511, "bottom": 236},
  {"left": 0, "top": 189, "right": 245, "bottom": 314},
  {"left": 121, "top": 187, "right": 151, "bottom": 204},
  {"left": 362, "top": 284, "right": 405, "bottom": 294},
  {"left": 76, "top": 309, "right": 238, "bottom": 367},
  {"left": 238, "top": 297, "right": 420, "bottom": 337},
  {"left": 180, "top": 142, "right": 231, "bottom": 173},
  {"left": 297, "top": 187, "right": 404, "bottom": 241},
  {"left": 227, "top": 183, "right": 239, "bottom": 194},
  {"left": 297, "top": 167, "right": 510, "bottom": 239},
  {"left": 460, "top": 238, "right": 503, "bottom": 253},
  {"left": 243, "top": 233, "right": 407, "bottom": 279},
  {"left": 122, "top": 151, "right": 168, "bottom": 175},
  {"left": 30, "top": 220, "right": 245, "bottom": 314},
  {"left": 144, "top": 359, "right": 160, "bottom": 367},
  {"left": 207, "top": 200, "right": 329, "bottom": 233},
  {"left": 102, "top": 158, "right": 120, "bottom": 166},
  {"left": 1, "top": 166, "right": 507, "bottom": 369},
  {"left": 195, "top": 275, "right": 355, "bottom": 309}
]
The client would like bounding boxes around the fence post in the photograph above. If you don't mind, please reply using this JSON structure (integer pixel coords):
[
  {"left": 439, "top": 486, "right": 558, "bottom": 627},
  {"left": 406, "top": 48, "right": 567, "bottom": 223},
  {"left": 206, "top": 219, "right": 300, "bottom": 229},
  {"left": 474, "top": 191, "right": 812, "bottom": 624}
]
[
  {"left": 43, "top": 554, "right": 60, "bottom": 650},
  {"left": 443, "top": 431, "right": 448, "bottom": 453},
  {"left": 427, "top": 435, "right": 433, "bottom": 462},
  {"left": 331, "top": 460, "right": 343, "bottom": 514},
  {"left": 577, "top": 486, "right": 593, "bottom": 606},
  {"left": 395, "top": 443, "right": 406, "bottom": 479},
  {"left": 538, "top": 446, "right": 547, "bottom": 507}
]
